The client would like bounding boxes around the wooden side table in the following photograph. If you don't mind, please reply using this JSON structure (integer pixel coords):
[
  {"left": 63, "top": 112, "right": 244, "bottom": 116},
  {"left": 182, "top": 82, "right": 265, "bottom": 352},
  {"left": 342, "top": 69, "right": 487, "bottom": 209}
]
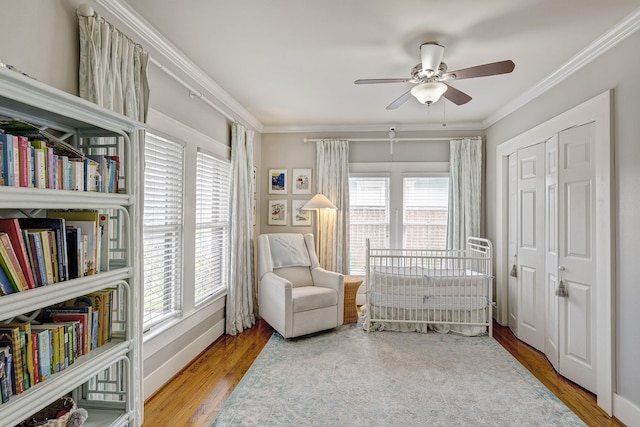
[{"left": 343, "top": 275, "right": 363, "bottom": 324}]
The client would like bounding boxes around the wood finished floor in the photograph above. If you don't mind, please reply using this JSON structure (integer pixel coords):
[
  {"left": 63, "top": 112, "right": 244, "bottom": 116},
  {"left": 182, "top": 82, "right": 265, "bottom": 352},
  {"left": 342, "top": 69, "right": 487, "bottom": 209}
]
[{"left": 143, "top": 319, "right": 625, "bottom": 426}]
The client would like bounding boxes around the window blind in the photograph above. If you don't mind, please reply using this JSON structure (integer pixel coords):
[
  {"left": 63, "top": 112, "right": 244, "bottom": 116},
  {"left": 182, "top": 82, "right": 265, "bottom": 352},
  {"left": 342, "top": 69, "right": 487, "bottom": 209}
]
[
  {"left": 349, "top": 176, "right": 389, "bottom": 275},
  {"left": 194, "top": 150, "right": 230, "bottom": 304},
  {"left": 143, "top": 133, "right": 184, "bottom": 329},
  {"left": 403, "top": 176, "right": 449, "bottom": 249}
]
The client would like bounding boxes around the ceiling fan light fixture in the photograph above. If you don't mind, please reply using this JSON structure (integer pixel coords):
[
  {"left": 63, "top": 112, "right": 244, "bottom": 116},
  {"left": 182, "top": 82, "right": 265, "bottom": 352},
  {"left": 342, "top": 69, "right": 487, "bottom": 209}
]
[{"left": 410, "top": 81, "right": 448, "bottom": 105}]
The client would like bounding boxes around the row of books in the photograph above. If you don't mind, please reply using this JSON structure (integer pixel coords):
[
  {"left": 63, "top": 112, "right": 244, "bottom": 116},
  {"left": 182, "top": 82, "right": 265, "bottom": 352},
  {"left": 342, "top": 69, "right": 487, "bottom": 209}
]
[
  {"left": 0, "top": 211, "right": 109, "bottom": 296},
  {"left": 0, "top": 289, "right": 116, "bottom": 404},
  {"left": 0, "top": 133, "right": 120, "bottom": 193}
]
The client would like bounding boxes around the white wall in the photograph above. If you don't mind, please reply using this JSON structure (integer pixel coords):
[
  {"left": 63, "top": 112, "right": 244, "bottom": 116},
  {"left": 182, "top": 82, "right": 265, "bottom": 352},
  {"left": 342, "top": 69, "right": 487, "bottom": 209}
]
[
  {"left": 0, "top": 0, "right": 263, "bottom": 401},
  {"left": 485, "top": 28, "right": 640, "bottom": 423}
]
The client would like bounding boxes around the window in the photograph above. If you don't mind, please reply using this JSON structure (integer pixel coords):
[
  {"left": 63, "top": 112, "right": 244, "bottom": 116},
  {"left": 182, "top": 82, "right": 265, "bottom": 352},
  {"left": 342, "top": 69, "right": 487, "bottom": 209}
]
[
  {"left": 194, "top": 150, "right": 230, "bottom": 303},
  {"left": 142, "top": 133, "right": 184, "bottom": 329},
  {"left": 403, "top": 177, "right": 449, "bottom": 250},
  {"left": 349, "top": 176, "right": 389, "bottom": 275},
  {"left": 349, "top": 172, "right": 449, "bottom": 274}
]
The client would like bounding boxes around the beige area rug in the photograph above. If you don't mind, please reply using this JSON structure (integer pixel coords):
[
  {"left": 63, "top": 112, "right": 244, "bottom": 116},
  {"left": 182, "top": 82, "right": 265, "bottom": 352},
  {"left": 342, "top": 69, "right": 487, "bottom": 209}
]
[{"left": 213, "top": 322, "right": 585, "bottom": 426}]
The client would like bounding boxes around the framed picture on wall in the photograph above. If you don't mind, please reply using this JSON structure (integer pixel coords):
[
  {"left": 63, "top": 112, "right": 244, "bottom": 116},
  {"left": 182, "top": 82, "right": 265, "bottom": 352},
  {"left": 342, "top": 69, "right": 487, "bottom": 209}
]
[
  {"left": 292, "top": 168, "right": 312, "bottom": 194},
  {"left": 292, "top": 199, "right": 312, "bottom": 226},
  {"left": 268, "top": 199, "right": 288, "bottom": 225},
  {"left": 269, "top": 168, "right": 287, "bottom": 194}
]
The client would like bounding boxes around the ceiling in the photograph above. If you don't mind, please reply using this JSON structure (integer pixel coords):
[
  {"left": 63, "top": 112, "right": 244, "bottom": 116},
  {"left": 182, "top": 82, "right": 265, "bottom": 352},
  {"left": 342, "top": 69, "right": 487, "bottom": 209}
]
[{"left": 122, "top": 0, "right": 640, "bottom": 132}]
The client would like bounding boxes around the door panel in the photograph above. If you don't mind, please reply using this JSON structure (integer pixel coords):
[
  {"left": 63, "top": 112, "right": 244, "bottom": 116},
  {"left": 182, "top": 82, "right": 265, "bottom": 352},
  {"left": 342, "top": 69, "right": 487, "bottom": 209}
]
[
  {"left": 508, "top": 154, "right": 518, "bottom": 332},
  {"left": 545, "top": 136, "right": 559, "bottom": 371},
  {"left": 516, "top": 143, "right": 546, "bottom": 352},
  {"left": 558, "top": 122, "right": 597, "bottom": 393}
]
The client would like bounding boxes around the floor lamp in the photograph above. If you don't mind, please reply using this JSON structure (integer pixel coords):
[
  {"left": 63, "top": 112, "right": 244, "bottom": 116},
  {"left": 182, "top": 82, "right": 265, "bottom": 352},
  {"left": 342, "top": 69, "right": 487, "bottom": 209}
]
[{"left": 301, "top": 193, "right": 337, "bottom": 259}]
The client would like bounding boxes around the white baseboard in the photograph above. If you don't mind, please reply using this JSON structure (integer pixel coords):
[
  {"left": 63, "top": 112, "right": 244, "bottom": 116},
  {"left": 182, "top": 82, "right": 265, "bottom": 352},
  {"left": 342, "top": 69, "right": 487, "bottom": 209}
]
[
  {"left": 614, "top": 393, "right": 640, "bottom": 427},
  {"left": 143, "top": 317, "right": 225, "bottom": 400}
]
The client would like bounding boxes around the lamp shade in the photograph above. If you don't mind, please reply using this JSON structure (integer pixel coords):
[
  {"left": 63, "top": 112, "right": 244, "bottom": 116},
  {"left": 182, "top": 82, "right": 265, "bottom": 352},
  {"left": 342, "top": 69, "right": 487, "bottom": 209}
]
[
  {"left": 410, "top": 81, "right": 448, "bottom": 105},
  {"left": 301, "top": 193, "right": 337, "bottom": 210}
]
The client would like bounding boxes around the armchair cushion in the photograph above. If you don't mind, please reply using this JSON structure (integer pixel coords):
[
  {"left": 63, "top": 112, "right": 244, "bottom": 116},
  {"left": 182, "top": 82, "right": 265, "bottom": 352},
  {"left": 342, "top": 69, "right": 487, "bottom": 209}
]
[
  {"left": 292, "top": 286, "right": 338, "bottom": 312},
  {"left": 273, "top": 266, "right": 313, "bottom": 288}
]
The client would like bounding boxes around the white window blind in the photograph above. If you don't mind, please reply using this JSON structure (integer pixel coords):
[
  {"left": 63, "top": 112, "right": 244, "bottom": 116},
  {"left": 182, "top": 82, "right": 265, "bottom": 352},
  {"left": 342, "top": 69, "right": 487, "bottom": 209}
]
[
  {"left": 194, "top": 150, "right": 230, "bottom": 303},
  {"left": 143, "top": 133, "right": 184, "bottom": 329},
  {"left": 403, "top": 176, "right": 449, "bottom": 249},
  {"left": 349, "top": 176, "right": 389, "bottom": 275}
]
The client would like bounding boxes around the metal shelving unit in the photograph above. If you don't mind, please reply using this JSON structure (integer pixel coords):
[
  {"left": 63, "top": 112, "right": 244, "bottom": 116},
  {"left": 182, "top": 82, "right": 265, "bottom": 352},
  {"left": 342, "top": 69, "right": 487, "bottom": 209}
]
[{"left": 0, "top": 66, "right": 143, "bottom": 426}]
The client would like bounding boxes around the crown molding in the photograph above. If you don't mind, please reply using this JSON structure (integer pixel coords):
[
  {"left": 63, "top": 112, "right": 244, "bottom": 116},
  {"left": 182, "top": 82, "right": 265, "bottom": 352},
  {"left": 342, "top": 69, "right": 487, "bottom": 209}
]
[
  {"left": 483, "top": 6, "right": 640, "bottom": 129},
  {"left": 262, "top": 121, "right": 484, "bottom": 134},
  {"left": 94, "top": 0, "right": 264, "bottom": 132}
]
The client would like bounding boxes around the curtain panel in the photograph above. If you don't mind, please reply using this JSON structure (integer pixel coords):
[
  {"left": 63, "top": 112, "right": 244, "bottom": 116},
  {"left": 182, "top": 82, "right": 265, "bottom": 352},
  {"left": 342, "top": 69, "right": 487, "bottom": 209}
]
[
  {"left": 316, "top": 139, "right": 350, "bottom": 273},
  {"left": 226, "top": 123, "right": 256, "bottom": 335},
  {"left": 78, "top": 12, "right": 149, "bottom": 122},
  {"left": 447, "top": 137, "right": 483, "bottom": 251}
]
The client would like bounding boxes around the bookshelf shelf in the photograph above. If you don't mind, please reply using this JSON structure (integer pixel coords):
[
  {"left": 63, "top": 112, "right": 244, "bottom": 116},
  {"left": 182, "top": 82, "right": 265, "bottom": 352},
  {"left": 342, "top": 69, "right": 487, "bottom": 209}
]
[
  {"left": 0, "top": 67, "right": 143, "bottom": 425},
  {"left": 0, "top": 339, "right": 131, "bottom": 426}
]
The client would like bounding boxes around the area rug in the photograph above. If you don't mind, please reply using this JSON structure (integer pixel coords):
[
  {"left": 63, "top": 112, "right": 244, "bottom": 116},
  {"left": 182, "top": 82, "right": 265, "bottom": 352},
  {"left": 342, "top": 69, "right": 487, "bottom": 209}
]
[{"left": 213, "top": 323, "right": 585, "bottom": 426}]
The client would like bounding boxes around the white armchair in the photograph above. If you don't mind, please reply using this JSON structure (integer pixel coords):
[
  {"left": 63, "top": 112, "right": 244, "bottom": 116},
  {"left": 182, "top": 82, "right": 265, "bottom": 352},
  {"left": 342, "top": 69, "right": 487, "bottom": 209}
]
[{"left": 257, "top": 233, "right": 344, "bottom": 338}]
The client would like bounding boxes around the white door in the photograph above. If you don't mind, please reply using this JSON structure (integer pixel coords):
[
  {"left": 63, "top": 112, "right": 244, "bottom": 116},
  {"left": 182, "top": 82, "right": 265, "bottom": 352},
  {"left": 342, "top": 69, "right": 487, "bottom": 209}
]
[
  {"left": 557, "top": 122, "right": 597, "bottom": 393},
  {"left": 516, "top": 143, "right": 546, "bottom": 352},
  {"left": 545, "top": 136, "right": 560, "bottom": 371},
  {"left": 507, "top": 153, "right": 518, "bottom": 334}
]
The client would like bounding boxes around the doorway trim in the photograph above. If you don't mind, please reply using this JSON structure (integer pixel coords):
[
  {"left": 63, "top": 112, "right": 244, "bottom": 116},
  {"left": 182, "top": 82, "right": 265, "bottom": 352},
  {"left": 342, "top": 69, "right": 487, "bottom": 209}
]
[{"left": 494, "top": 90, "right": 614, "bottom": 413}]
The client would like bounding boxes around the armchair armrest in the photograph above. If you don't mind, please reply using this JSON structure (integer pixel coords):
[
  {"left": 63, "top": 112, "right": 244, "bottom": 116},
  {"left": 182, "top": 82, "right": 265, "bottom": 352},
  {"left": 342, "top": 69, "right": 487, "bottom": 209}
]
[
  {"left": 311, "top": 268, "right": 344, "bottom": 325},
  {"left": 258, "top": 272, "right": 293, "bottom": 337}
]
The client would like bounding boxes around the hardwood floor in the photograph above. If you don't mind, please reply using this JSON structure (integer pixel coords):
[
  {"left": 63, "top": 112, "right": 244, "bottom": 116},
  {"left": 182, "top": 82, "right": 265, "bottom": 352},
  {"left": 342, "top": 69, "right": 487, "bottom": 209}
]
[{"left": 143, "top": 320, "right": 625, "bottom": 426}]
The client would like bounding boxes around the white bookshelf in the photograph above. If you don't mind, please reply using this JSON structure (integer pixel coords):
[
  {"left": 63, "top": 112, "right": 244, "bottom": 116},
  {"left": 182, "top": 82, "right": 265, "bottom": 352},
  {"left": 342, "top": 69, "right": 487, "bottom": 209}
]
[{"left": 0, "top": 67, "right": 143, "bottom": 426}]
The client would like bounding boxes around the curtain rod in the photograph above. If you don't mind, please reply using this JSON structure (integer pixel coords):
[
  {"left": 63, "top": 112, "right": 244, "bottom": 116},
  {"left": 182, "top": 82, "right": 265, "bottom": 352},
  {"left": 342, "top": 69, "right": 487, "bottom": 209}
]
[{"left": 303, "top": 137, "right": 454, "bottom": 143}]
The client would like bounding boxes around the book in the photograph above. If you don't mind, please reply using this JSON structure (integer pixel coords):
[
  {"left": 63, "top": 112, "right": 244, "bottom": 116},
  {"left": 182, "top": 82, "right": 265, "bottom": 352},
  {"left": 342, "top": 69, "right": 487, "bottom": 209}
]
[
  {"left": 17, "top": 136, "right": 29, "bottom": 187},
  {"left": 48, "top": 211, "right": 99, "bottom": 276},
  {"left": 0, "top": 133, "right": 15, "bottom": 186},
  {"left": 106, "top": 155, "right": 120, "bottom": 193},
  {"left": 33, "top": 147, "right": 46, "bottom": 188},
  {"left": 0, "top": 218, "right": 37, "bottom": 289},
  {"left": 65, "top": 227, "right": 82, "bottom": 280},
  {"left": 0, "top": 326, "right": 24, "bottom": 395},
  {"left": 70, "top": 159, "right": 84, "bottom": 191},
  {"left": 1, "top": 323, "right": 35, "bottom": 388},
  {"left": 18, "top": 217, "right": 68, "bottom": 282},
  {"left": 0, "top": 265, "right": 15, "bottom": 296},
  {"left": 42, "top": 306, "right": 93, "bottom": 352},
  {"left": 33, "top": 329, "right": 51, "bottom": 381},
  {"left": 32, "top": 324, "right": 65, "bottom": 373},
  {"left": 0, "top": 232, "right": 27, "bottom": 292},
  {"left": 0, "top": 136, "right": 4, "bottom": 186},
  {"left": 52, "top": 314, "right": 86, "bottom": 356},
  {"left": 25, "top": 231, "right": 48, "bottom": 286},
  {"left": 0, "top": 347, "right": 11, "bottom": 403}
]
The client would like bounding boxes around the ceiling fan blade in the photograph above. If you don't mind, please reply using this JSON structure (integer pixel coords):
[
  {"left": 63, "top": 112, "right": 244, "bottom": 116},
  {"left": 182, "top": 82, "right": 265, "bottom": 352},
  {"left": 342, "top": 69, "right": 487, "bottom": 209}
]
[
  {"left": 420, "top": 42, "right": 445, "bottom": 75},
  {"left": 386, "top": 89, "right": 413, "bottom": 110},
  {"left": 445, "top": 60, "right": 515, "bottom": 81},
  {"left": 443, "top": 84, "right": 472, "bottom": 105},
  {"left": 355, "top": 78, "right": 411, "bottom": 84}
]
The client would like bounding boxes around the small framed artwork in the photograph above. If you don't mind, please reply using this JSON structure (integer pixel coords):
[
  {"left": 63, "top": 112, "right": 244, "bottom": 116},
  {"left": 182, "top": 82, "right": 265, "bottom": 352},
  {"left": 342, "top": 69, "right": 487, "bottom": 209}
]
[
  {"left": 292, "top": 199, "right": 312, "bottom": 226},
  {"left": 268, "top": 199, "right": 287, "bottom": 225},
  {"left": 292, "top": 168, "right": 312, "bottom": 194},
  {"left": 269, "top": 168, "right": 287, "bottom": 194}
]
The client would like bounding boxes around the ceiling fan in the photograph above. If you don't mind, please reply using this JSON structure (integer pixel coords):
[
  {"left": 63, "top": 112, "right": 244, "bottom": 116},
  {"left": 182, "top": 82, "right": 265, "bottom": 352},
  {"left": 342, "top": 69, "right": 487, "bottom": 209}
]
[{"left": 354, "top": 42, "right": 515, "bottom": 109}]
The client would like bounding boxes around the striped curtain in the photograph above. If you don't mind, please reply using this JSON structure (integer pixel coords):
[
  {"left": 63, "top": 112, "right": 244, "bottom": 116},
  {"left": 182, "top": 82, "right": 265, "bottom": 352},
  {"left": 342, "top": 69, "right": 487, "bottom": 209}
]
[
  {"left": 447, "top": 137, "right": 483, "bottom": 250},
  {"left": 226, "top": 123, "right": 256, "bottom": 335},
  {"left": 316, "top": 139, "right": 350, "bottom": 273}
]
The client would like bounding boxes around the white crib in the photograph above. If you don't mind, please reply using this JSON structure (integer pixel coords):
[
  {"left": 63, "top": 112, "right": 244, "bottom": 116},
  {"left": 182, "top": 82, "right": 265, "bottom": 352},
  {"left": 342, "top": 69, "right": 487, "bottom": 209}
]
[{"left": 364, "top": 237, "right": 494, "bottom": 336}]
